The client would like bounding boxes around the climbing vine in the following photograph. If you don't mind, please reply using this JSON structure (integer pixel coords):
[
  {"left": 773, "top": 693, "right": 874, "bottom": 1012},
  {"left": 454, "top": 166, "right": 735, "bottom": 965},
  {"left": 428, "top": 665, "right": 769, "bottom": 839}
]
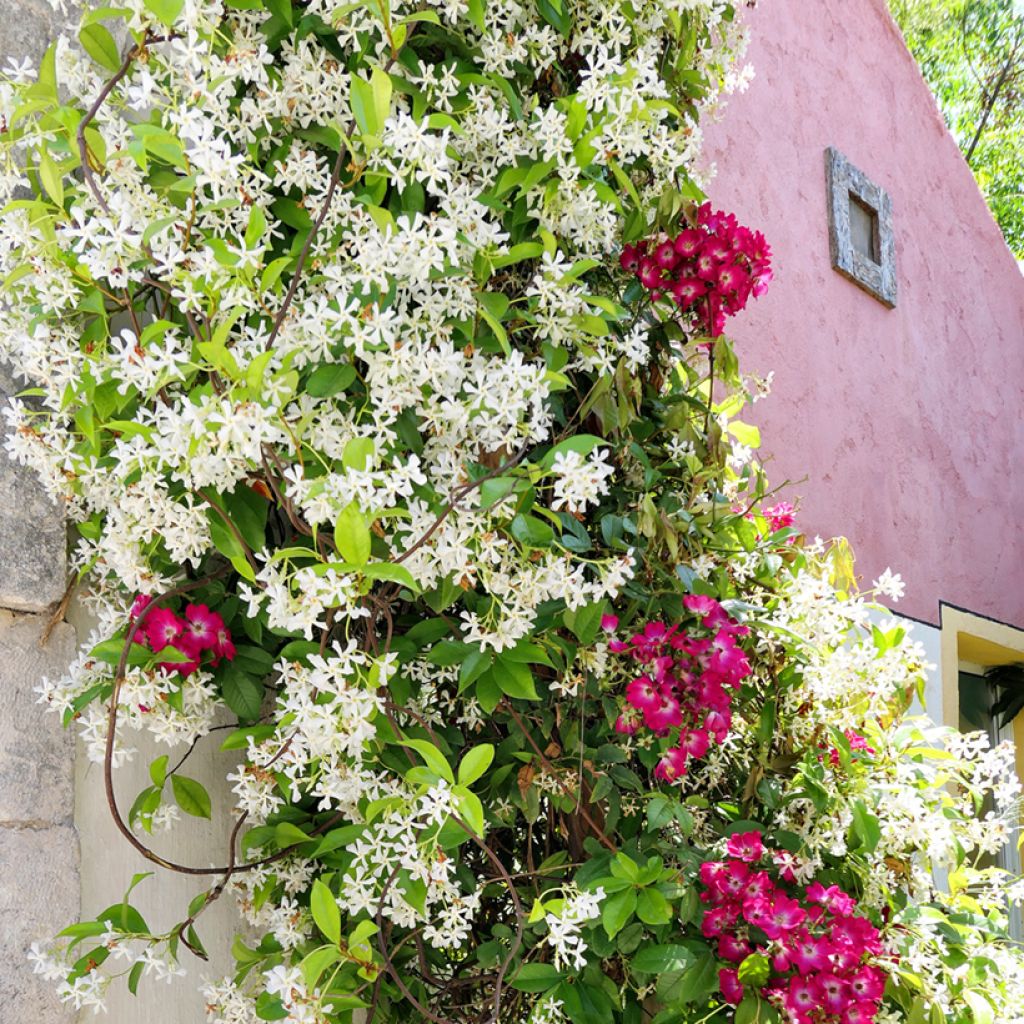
[{"left": 3, "top": 0, "right": 1024, "bottom": 1022}]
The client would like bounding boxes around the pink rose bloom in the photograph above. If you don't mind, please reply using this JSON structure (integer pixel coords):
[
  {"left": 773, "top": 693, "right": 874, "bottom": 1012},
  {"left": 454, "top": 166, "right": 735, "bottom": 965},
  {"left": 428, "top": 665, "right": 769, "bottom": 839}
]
[
  {"left": 145, "top": 608, "right": 183, "bottom": 652},
  {"left": 653, "top": 746, "right": 688, "bottom": 782},
  {"left": 719, "top": 969, "right": 744, "bottom": 1006},
  {"left": 726, "top": 830, "right": 764, "bottom": 863}
]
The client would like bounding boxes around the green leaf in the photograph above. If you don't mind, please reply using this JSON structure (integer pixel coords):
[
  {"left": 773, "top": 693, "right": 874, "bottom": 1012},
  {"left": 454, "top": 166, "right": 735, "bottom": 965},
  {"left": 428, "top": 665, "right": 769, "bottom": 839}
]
[
  {"left": 245, "top": 204, "right": 267, "bottom": 247},
  {"left": 264, "top": 0, "right": 292, "bottom": 23},
  {"left": 400, "top": 738, "right": 455, "bottom": 783},
  {"left": 348, "top": 918, "right": 378, "bottom": 962},
  {"left": 541, "top": 434, "right": 604, "bottom": 470},
  {"left": 492, "top": 241, "right": 544, "bottom": 269},
  {"left": 133, "top": 124, "right": 188, "bottom": 170},
  {"left": 965, "top": 991, "right": 994, "bottom": 1024},
  {"left": 79, "top": 24, "right": 121, "bottom": 71},
  {"left": 477, "top": 292, "right": 511, "bottom": 355},
  {"left": 458, "top": 648, "right": 492, "bottom": 692},
  {"left": 476, "top": 672, "right": 502, "bottom": 714},
  {"left": 232, "top": 644, "right": 275, "bottom": 675},
  {"left": 737, "top": 952, "right": 771, "bottom": 987},
  {"left": 670, "top": 951, "right": 719, "bottom": 1005},
  {"left": 224, "top": 485, "right": 269, "bottom": 551},
  {"left": 206, "top": 506, "right": 247, "bottom": 563},
  {"left": 255, "top": 992, "right": 288, "bottom": 1020},
  {"left": 478, "top": 476, "right": 517, "bottom": 509},
  {"left": 602, "top": 888, "right": 636, "bottom": 938},
  {"left": 98, "top": 898, "right": 150, "bottom": 934},
  {"left": 735, "top": 994, "right": 761, "bottom": 1024},
  {"left": 171, "top": 775, "right": 211, "bottom": 819},
  {"left": 148, "top": 755, "right": 168, "bottom": 788},
  {"left": 535, "top": 0, "right": 571, "bottom": 37},
  {"left": 128, "top": 785, "right": 161, "bottom": 831},
  {"left": 454, "top": 788, "right": 486, "bottom": 836},
  {"left": 57, "top": 920, "right": 108, "bottom": 943},
  {"left": 127, "top": 959, "right": 145, "bottom": 995},
  {"left": 351, "top": 67, "right": 393, "bottom": 139},
  {"left": 310, "top": 879, "right": 341, "bottom": 945},
  {"left": 466, "top": 0, "right": 485, "bottom": 30},
  {"left": 220, "top": 724, "right": 277, "bottom": 750},
  {"left": 457, "top": 744, "right": 494, "bottom": 786},
  {"left": 563, "top": 600, "right": 607, "bottom": 645},
  {"left": 851, "top": 798, "right": 881, "bottom": 854},
  {"left": 300, "top": 945, "right": 341, "bottom": 988},
  {"left": 306, "top": 362, "right": 356, "bottom": 397},
  {"left": 361, "top": 562, "right": 418, "bottom": 591},
  {"left": 275, "top": 821, "right": 313, "bottom": 848},
  {"left": 342, "top": 437, "right": 375, "bottom": 471},
  {"left": 80, "top": 6, "right": 131, "bottom": 26},
  {"left": 631, "top": 944, "right": 695, "bottom": 974},
  {"left": 37, "top": 148, "right": 63, "bottom": 207},
  {"left": 143, "top": 0, "right": 185, "bottom": 24},
  {"left": 310, "top": 824, "right": 364, "bottom": 857},
  {"left": 636, "top": 888, "right": 672, "bottom": 926},
  {"left": 510, "top": 963, "right": 562, "bottom": 993},
  {"left": 220, "top": 665, "right": 264, "bottom": 721},
  {"left": 728, "top": 420, "right": 761, "bottom": 449},
  {"left": 510, "top": 513, "right": 554, "bottom": 548},
  {"left": 334, "top": 502, "right": 371, "bottom": 566},
  {"left": 492, "top": 658, "right": 539, "bottom": 700}
]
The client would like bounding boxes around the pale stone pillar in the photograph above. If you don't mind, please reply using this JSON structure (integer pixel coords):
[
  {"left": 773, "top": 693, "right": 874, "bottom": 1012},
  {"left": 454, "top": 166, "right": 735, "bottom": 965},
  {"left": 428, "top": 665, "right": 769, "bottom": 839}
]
[
  {"left": 0, "top": 364, "right": 77, "bottom": 1024},
  {"left": 0, "top": 12, "right": 80, "bottom": 1021}
]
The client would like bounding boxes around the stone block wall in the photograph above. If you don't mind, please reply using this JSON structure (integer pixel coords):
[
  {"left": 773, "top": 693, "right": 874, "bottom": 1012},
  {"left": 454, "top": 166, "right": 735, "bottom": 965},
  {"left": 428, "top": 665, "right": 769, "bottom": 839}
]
[{"left": 0, "top": 5, "right": 80, "bottom": 1002}]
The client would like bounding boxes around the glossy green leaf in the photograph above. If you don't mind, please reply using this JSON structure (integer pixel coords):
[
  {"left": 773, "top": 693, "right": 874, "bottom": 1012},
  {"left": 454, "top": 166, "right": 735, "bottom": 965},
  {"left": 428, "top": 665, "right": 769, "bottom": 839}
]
[
  {"left": 148, "top": 755, "right": 168, "bottom": 788},
  {"left": 220, "top": 665, "right": 264, "bottom": 721},
  {"left": 401, "top": 738, "right": 455, "bottom": 783},
  {"left": 143, "top": 0, "right": 185, "bottom": 24},
  {"left": 171, "top": 775, "right": 211, "bottom": 819},
  {"left": 601, "top": 888, "right": 636, "bottom": 938},
  {"left": 492, "top": 659, "right": 539, "bottom": 700},
  {"left": 334, "top": 502, "right": 371, "bottom": 566},
  {"left": 310, "top": 879, "right": 341, "bottom": 945},
  {"left": 79, "top": 24, "right": 121, "bottom": 71},
  {"left": 457, "top": 744, "right": 495, "bottom": 786},
  {"left": 631, "top": 944, "right": 696, "bottom": 974}
]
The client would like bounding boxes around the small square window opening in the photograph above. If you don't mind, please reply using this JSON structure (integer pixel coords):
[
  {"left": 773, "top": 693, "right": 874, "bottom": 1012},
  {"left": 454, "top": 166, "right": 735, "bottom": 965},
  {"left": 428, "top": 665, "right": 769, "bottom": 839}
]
[
  {"left": 825, "top": 147, "right": 897, "bottom": 307},
  {"left": 848, "top": 192, "right": 880, "bottom": 264}
]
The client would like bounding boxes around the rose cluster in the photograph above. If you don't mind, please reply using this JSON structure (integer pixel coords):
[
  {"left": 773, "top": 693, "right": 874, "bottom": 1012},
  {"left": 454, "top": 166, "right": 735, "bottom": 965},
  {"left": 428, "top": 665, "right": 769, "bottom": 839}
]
[
  {"left": 762, "top": 501, "right": 796, "bottom": 533},
  {"left": 746, "top": 501, "right": 797, "bottom": 542},
  {"left": 607, "top": 595, "right": 751, "bottom": 782},
  {"left": 701, "top": 833, "right": 887, "bottom": 1024},
  {"left": 130, "top": 595, "right": 235, "bottom": 676},
  {"left": 620, "top": 203, "right": 773, "bottom": 336},
  {"left": 827, "top": 728, "right": 876, "bottom": 769}
]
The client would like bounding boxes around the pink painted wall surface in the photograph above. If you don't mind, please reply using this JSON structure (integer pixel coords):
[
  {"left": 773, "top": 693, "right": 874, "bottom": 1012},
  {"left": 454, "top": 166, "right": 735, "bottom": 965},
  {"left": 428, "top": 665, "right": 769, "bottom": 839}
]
[{"left": 702, "top": 0, "right": 1024, "bottom": 629}]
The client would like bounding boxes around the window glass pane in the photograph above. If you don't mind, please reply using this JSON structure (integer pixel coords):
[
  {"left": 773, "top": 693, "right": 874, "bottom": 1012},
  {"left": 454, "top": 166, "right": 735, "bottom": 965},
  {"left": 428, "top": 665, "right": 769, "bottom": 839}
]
[{"left": 848, "top": 193, "right": 880, "bottom": 263}]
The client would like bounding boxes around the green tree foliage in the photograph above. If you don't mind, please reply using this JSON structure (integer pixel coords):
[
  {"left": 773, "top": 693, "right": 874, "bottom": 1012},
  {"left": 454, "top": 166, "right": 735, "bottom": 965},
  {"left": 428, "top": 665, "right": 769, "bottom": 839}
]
[{"left": 890, "top": 0, "right": 1024, "bottom": 255}]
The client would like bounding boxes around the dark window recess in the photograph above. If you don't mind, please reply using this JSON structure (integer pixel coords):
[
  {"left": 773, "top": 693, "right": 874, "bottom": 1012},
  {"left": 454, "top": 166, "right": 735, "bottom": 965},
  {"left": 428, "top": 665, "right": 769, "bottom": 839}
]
[
  {"left": 825, "top": 147, "right": 897, "bottom": 307},
  {"left": 848, "top": 193, "right": 880, "bottom": 263}
]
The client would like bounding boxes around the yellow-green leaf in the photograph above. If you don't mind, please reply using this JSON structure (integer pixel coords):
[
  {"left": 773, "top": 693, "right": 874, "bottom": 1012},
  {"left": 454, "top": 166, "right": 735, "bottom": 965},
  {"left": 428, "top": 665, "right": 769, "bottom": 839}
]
[
  {"left": 334, "top": 502, "right": 371, "bottom": 566},
  {"left": 37, "top": 148, "right": 63, "bottom": 207},
  {"left": 79, "top": 24, "right": 121, "bottom": 72},
  {"left": 310, "top": 879, "right": 341, "bottom": 946},
  {"left": 171, "top": 775, "right": 211, "bottom": 818},
  {"left": 457, "top": 744, "right": 494, "bottom": 786},
  {"left": 143, "top": 0, "right": 185, "bottom": 26}
]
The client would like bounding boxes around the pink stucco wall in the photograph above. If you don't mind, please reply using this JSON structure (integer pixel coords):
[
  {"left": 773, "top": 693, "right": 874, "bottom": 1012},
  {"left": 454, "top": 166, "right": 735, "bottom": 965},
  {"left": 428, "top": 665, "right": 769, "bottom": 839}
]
[{"left": 702, "top": 0, "right": 1024, "bottom": 629}]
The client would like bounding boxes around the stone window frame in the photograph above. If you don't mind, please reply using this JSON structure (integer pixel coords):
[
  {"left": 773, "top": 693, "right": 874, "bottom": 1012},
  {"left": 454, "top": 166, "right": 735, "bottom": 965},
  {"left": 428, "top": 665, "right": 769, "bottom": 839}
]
[{"left": 825, "top": 147, "right": 897, "bottom": 308}]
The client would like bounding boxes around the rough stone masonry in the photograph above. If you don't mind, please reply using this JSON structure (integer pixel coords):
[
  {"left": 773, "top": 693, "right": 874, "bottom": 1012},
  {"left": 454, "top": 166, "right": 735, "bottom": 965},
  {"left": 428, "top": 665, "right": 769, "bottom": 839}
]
[{"left": 0, "top": 11, "right": 80, "bottom": 1009}]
